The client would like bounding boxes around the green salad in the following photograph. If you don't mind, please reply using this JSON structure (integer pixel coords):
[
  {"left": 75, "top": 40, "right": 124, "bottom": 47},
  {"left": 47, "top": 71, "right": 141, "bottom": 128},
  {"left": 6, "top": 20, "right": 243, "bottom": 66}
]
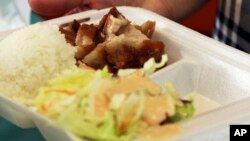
[{"left": 34, "top": 55, "right": 194, "bottom": 141}]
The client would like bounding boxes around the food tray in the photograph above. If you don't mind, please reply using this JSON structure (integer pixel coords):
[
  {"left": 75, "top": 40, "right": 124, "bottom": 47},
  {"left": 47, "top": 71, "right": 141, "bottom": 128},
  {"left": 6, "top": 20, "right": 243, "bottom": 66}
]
[{"left": 1, "top": 6, "right": 250, "bottom": 141}]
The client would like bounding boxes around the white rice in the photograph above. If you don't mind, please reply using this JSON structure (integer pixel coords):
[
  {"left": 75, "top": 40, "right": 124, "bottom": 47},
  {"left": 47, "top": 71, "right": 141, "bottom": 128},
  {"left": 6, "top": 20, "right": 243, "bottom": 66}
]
[{"left": 0, "top": 24, "right": 76, "bottom": 102}]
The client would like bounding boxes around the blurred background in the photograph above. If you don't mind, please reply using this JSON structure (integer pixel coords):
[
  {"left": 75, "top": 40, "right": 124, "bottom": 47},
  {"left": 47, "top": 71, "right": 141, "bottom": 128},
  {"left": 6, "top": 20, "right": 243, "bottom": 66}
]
[
  {"left": 182, "top": 0, "right": 217, "bottom": 36},
  {"left": 0, "top": 0, "right": 217, "bottom": 35},
  {"left": 0, "top": 0, "right": 30, "bottom": 31}
]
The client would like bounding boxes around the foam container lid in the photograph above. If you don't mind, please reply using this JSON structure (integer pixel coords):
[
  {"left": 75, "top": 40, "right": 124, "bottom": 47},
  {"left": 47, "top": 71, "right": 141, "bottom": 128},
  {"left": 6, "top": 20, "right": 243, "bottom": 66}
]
[{"left": 1, "top": 6, "right": 250, "bottom": 141}]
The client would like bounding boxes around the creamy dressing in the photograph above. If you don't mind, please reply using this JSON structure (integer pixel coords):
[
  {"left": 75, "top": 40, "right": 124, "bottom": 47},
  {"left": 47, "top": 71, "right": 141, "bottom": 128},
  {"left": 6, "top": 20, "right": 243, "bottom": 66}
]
[
  {"left": 190, "top": 92, "right": 221, "bottom": 116},
  {"left": 108, "top": 73, "right": 160, "bottom": 95},
  {"left": 138, "top": 124, "right": 181, "bottom": 141},
  {"left": 142, "top": 96, "right": 174, "bottom": 126},
  {"left": 137, "top": 92, "right": 220, "bottom": 140}
]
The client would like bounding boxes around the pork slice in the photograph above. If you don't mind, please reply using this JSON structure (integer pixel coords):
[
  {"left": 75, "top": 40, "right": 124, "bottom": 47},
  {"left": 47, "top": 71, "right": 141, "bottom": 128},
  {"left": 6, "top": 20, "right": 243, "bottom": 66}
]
[
  {"left": 105, "top": 25, "right": 164, "bottom": 69},
  {"left": 135, "top": 20, "right": 156, "bottom": 38},
  {"left": 75, "top": 44, "right": 96, "bottom": 61},
  {"left": 105, "top": 25, "right": 148, "bottom": 68},
  {"left": 82, "top": 43, "right": 107, "bottom": 69},
  {"left": 75, "top": 24, "right": 98, "bottom": 46}
]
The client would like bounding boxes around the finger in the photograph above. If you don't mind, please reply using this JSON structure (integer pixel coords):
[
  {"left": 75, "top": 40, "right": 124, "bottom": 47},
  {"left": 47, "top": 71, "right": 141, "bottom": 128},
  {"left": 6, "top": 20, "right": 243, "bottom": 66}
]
[{"left": 29, "top": 0, "right": 82, "bottom": 18}]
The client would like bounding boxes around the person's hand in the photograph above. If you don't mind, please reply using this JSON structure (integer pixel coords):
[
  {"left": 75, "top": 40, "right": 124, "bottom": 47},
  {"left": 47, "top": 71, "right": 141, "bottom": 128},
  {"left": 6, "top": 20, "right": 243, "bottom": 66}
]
[
  {"left": 29, "top": 0, "right": 207, "bottom": 21},
  {"left": 87, "top": 0, "right": 208, "bottom": 21},
  {"left": 29, "top": 0, "right": 169, "bottom": 19},
  {"left": 28, "top": 0, "right": 85, "bottom": 19}
]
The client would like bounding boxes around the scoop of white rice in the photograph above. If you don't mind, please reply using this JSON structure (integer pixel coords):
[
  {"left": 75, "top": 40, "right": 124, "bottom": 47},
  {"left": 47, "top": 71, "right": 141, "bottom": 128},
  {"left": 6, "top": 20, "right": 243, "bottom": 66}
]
[{"left": 0, "top": 24, "right": 76, "bottom": 102}]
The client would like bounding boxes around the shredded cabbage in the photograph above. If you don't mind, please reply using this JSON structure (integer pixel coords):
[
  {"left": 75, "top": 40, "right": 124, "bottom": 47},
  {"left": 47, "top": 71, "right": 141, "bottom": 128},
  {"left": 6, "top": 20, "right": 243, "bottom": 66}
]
[
  {"left": 163, "top": 82, "right": 195, "bottom": 123},
  {"left": 35, "top": 68, "right": 148, "bottom": 141},
  {"left": 118, "top": 54, "right": 168, "bottom": 76},
  {"left": 34, "top": 55, "right": 194, "bottom": 141}
]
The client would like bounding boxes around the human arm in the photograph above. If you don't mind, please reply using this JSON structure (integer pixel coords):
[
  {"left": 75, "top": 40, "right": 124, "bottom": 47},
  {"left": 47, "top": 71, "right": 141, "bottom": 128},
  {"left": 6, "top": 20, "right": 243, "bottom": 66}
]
[{"left": 28, "top": 0, "right": 209, "bottom": 21}]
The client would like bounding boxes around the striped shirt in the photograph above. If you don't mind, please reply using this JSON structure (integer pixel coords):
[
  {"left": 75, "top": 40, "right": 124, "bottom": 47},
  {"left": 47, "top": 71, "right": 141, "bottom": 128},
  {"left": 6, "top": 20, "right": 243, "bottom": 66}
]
[{"left": 213, "top": 0, "right": 250, "bottom": 53}]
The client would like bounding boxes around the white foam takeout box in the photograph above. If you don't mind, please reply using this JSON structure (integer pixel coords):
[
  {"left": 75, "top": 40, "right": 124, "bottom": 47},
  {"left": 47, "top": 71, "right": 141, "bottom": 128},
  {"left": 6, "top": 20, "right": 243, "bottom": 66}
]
[{"left": 1, "top": 6, "right": 250, "bottom": 141}]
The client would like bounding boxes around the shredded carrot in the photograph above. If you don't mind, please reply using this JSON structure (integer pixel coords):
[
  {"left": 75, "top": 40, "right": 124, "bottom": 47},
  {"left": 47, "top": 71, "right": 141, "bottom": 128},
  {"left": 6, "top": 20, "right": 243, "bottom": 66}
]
[
  {"left": 49, "top": 89, "right": 76, "bottom": 96},
  {"left": 41, "top": 103, "right": 48, "bottom": 114}
]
